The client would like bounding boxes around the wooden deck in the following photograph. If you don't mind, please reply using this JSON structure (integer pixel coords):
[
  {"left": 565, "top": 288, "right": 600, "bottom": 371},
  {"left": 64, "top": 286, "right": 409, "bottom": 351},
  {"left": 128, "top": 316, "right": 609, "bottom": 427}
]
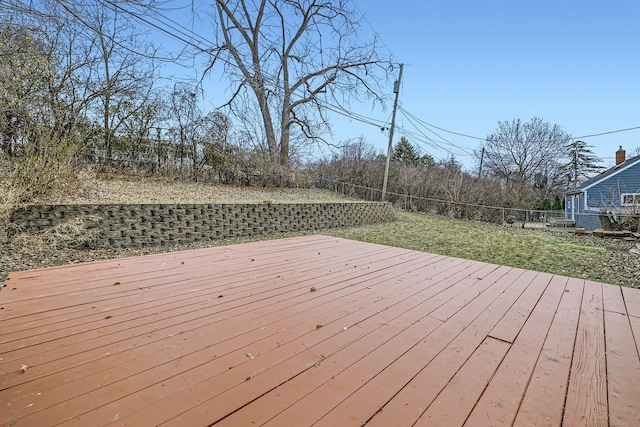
[{"left": 1, "top": 235, "right": 639, "bottom": 426}]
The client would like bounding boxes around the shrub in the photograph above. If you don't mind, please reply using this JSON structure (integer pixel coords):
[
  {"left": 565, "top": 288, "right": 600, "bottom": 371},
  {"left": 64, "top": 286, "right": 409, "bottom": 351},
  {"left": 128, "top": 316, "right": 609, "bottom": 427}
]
[{"left": 0, "top": 129, "right": 84, "bottom": 235}]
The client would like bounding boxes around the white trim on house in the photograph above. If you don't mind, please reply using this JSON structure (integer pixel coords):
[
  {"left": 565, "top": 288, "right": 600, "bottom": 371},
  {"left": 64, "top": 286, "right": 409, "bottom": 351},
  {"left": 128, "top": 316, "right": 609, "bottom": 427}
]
[
  {"left": 568, "top": 195, "right": 576, "bottom": 220},
  {"left": 621, "top": 193, "right": 640, "bottom": 206},
  {"left": 579, "top": 158, "right": 640, "bottom": 192}
]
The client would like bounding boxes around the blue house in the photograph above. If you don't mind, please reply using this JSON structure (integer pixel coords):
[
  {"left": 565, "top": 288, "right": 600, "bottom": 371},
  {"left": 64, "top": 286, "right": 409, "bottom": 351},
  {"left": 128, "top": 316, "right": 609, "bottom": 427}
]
[{"left": 565, "top": 147, "right": 640, "bottom": 230}]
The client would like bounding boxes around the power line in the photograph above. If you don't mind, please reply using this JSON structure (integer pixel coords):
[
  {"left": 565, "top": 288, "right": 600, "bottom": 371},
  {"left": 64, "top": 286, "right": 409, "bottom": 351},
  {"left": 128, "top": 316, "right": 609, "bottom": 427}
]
[
  {"left": 322, "top": 102, "right": 389, "bottom": 129},
  {"left": 402, "top": 114, "right": 640, "bottom": 144},
  {"left": 398, "top": 122, "right": 471, "bottom": 159},
  {"left": 403, "top": 117, "right": 486, "bottom": 141},
  {"left": 53, "top": 0, "right": 398, "bottom": 132},
  {"left": 321, "top": 100, "right": 473, "bottom": 160},
  {"left": 96, "top": 0, "right": 287, "bottom": 90},
  {"left": 398, "top": 106, "right": 475, "bottom": 156},
  {"left": 99, "top": 0, "right": 211, "bottom": 54},
  {"left": 122, "top": 1, "right": 215, "bottom": 48},
  {"left": 353, "top": 3, "right": 395, "bottom": 62},
  {"left": 388, "top": 106, "right": 640, "bottom": 144},
  {"left": 13, "top": 0, "right": 640, "bottom": 151},
  {"left": 573, "top": 126, "right": 640, "bottom": 139}
]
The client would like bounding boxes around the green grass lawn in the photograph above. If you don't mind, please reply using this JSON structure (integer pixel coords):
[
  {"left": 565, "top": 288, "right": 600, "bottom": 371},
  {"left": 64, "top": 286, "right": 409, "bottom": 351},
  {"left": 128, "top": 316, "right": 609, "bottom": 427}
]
[{"left": 324, "top": 211, "right": 639, "bottom": 287}]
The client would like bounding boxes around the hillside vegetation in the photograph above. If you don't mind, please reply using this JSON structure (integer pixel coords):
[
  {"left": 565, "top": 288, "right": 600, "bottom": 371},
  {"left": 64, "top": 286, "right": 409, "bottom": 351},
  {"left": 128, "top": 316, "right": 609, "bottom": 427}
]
[{"left": 1, "top": 178, "right": 638, "bottom": 289}]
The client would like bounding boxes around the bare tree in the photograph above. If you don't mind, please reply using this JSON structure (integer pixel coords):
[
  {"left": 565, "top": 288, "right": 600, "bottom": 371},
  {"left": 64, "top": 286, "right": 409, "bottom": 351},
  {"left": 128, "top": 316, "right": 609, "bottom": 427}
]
[
  {"left": 119, "top": 90, "right": 166, "bottom": 165},
  {"left": 0, "top": 16, "right": 98, "bottom": 147},
  {"left": 0, "top": 18, "right": 89, "bottom": 206},
  {"left": 169, "top": 82, "right": 200, "bottom": 177},
  {"left": 202, "top": 0, "right": 392, "bottom": 169},
  {"left": 2, "top": 0, "right": 159, "bottom": 158},
  {"left": 478, "top": 117, "right": 571, "bottom": 196},
  {"left": 83, "top": 3, "right": 157, "bottom": 160},
  {"left": 0, "top": 23, "right": 51, "bottom": 156}
]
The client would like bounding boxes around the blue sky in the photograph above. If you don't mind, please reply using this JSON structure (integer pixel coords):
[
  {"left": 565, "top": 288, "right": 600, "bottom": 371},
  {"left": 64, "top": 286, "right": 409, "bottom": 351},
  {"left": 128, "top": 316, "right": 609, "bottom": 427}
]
[
  {"left": 323, "top": 0, "right": 640, "bottom": 169},
  {"left": 156, "top": 0, "right": 639, "bottom": 170}
]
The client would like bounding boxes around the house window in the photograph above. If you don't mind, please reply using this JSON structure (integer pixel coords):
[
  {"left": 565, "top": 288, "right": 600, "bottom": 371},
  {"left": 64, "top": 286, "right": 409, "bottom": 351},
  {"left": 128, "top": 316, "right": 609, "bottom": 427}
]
[{"left": 621, "top": 193, "right": 640, "bottom": 206}]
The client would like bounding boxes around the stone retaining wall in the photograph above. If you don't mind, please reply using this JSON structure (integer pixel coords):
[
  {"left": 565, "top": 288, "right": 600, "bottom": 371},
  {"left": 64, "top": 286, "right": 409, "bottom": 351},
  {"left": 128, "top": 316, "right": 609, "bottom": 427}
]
[{"left": 11, "top": 202, "right": 395, "bottom": 248}]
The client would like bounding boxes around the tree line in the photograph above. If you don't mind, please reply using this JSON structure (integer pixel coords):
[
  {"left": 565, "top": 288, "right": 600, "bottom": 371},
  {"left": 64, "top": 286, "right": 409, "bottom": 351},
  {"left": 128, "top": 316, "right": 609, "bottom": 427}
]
[
  {"left": 0, "top": 1, "right": 610, "bottom": 216},
  {"left": 0, "top": 1, "right": 391, "bottom": 185},
  {"left": 309, "top": 124, "right": 605, "bottom": 221}
]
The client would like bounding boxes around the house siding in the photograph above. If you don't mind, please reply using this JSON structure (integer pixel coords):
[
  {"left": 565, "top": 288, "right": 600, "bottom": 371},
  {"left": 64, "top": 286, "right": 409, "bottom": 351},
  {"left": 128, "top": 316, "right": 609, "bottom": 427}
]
[
  {"left": 575, "top": 212, "right": 603, "bottom": 229},
  {"left": 565, "top": 159, "right": 640, "bottom": 230},
  {"left": 585, "top": 165, "right": 640, "bottom": 209}
]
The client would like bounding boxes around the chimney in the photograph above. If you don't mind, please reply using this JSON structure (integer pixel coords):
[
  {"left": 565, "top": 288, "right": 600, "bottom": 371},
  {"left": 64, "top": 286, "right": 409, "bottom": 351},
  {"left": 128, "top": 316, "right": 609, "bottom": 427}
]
[{"left": 616, "top": 146, "right": 626, "bottom": 165}]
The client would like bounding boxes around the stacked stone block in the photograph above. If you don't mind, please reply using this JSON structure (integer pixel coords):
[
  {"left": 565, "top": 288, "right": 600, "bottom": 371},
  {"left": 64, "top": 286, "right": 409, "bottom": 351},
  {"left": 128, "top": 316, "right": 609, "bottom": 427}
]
[{"left": 11, "top": 202, "right": 395, "bottom": 248}]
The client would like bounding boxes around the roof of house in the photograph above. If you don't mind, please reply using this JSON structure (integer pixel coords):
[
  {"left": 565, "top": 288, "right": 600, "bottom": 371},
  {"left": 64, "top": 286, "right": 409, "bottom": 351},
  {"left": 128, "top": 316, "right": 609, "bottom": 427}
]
[{"left": 567, "top": 153, "right": 640, "bottom": 194}]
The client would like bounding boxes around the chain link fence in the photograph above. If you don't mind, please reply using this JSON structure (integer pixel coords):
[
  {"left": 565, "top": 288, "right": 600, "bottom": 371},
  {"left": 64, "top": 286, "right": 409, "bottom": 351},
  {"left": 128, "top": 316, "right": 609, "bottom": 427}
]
[{"left": 313, "top": 178, "right": 568, "bottom": 228}]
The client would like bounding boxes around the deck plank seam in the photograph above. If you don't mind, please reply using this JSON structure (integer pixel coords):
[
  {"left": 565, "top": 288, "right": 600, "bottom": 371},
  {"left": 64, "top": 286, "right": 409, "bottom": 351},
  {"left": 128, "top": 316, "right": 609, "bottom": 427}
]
[
  {"left": 559, "top": 279, "right": 584, "bottom": 427},
  {"left": 598, "top": 281, "right": 613, "bottom": 427},
  {"left": 145, "top": 272, "right": 453, "bottom": 425},
  {"left": 507, "top": 275, "right": 570, "bottom": 427},
  {"left": 459, "top": 336, "right": 512, "bottom": 427},
  {"left": 167, "top": 261, "right": 497, "bottom": 425},
  {"left": 1, "top": 252, "right": 453, "bottom": 416},
  {"left": 1, "top": 249, "right": 423, "bottom": 351},
  {"left": 353, "top": 267, "right": 528, "bottom": 426}
]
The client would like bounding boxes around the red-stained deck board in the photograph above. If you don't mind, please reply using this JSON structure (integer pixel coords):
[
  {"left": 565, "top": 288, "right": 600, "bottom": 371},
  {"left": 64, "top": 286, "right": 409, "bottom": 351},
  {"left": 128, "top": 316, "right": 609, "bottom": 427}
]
[
  {"left": 562, "top": 280, "right": 608, "bottom": 427},
  {"left": 362, "top": 268, "right": 534, "bottom": 427},
  {"left": 2, "top": 236, "right": 378, "bottom": 315},
  {"left": 513, "top": 276, "right": 584, "bottom": 427},
  {"left": 1, "top": 252, "right": 437, "bottom": 420},
  {"left": 3, "top": 236, "right": 335, "bottom": 296},
  {"left": 1, "top": 241, "right": 454, "bottom": 426},
  {"left": 1, "top": 234, "right": 640, "bottom": 427},
  {"left": 601, "top": 284, "right": 640, "bottom": 426},
  {"left": 96, "top": 256, "right": 481, "bottom": 426},
  {"left": 464, "top": 274, "right": 569, "bottom": 426},
  {"left": 1, "top": 247, "right": 444, "bottom": 423},
  {"left": 213, "top": 262, "right": 505, "bottom": 427},
  {"left": 415, "top": 337, "right": 511, "bottom": 426},
  {"left": 208, "top": 262, "right": 502, "bottom": 427},
  {"left": 0, "top": 240, "right": 419, "bottom": 364},
  {"left": 0, "top": 241, "right": 408, "bottom": 353},
  {"left": 622, "top": 285, "right": 640, "bottom": 318},
  {"left": 320, "top": 267, "right": 533, "bottom": 427}
]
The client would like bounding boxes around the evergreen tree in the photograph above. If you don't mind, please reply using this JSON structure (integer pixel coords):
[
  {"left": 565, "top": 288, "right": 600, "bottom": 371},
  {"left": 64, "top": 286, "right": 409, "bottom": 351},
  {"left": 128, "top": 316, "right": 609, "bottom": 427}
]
[
  {"left": 552, "top": 194, "right": 562, "bottom": 210},
  {"left": 534, "top": 199, "right": 543, "bottom": 210},
  {"left": 563, "top": 140, "right": 605, "bottom": 187},
  {"left": 392, "top": 137, "right": 434, "bottom": 166}
]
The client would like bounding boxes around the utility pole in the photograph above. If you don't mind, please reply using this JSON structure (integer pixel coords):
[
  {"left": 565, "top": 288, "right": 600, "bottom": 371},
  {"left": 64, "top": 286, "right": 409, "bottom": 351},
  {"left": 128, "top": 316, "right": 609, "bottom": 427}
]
[
  {"left": 478, "top": 147, "right": 485, "bottom": 179},
  {"left": 381, "top": 63, "right": 403, "bottom": 202}
]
